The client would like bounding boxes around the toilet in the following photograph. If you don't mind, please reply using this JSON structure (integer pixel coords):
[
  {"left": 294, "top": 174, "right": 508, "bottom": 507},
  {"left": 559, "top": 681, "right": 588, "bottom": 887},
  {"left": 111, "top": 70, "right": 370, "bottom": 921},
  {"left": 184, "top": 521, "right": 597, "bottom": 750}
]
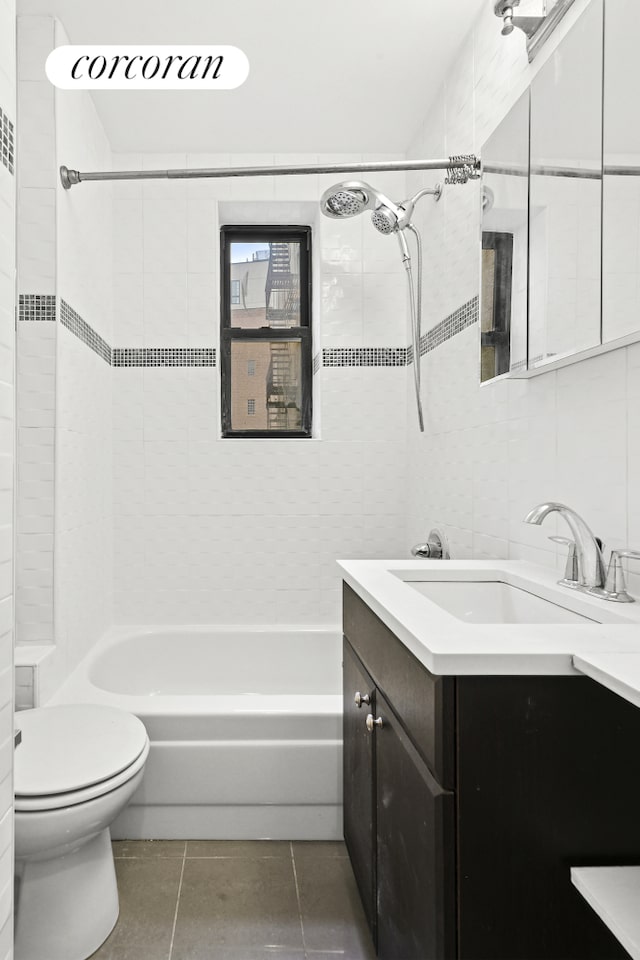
[{"left": 14, "top": 704, "right": 150, "bottom": 960}]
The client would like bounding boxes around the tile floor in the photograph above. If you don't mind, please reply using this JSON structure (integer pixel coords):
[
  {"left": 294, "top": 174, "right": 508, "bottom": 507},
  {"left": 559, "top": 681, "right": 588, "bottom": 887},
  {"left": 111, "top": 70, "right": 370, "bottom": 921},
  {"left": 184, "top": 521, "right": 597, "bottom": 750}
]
[{"left": 91, "top": 840, "right": 377, "bottom": 960}]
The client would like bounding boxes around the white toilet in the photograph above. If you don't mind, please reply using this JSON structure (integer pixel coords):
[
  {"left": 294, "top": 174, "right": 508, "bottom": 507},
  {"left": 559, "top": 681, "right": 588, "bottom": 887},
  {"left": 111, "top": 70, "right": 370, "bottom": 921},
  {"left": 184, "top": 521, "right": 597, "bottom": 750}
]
[{"left": 14, "top": 704, "right": 150, "bottom": 960}]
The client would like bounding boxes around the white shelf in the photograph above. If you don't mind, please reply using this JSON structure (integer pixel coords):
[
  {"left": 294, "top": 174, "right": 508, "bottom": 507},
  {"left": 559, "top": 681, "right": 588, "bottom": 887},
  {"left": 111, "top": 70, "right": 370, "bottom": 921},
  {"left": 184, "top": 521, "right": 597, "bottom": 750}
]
[
  {"left": 573, "top": 652, "right": 640, "bottom": 711},
  {"left": 571, "top": 866, "right": 640, "bottom": 959}
]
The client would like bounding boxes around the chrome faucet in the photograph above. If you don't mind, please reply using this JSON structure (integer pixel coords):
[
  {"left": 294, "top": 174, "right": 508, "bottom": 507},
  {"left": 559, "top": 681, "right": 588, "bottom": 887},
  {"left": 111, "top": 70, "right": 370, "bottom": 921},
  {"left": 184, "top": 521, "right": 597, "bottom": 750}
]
[
  {"left": 523, "top": 502, "right": 606, "bottom": 590},
  {"left": 411, "top": 528, "right": 450, "bottom": 560}
]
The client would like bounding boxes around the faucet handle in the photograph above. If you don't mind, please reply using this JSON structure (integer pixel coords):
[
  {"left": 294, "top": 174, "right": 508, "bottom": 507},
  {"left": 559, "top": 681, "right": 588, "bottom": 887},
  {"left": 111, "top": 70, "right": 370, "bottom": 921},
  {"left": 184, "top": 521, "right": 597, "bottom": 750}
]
[
  {"left": 548, "top": 536, "right": 580, "bottom": 588},
  {"left": 593, "top": 549, "right": 640, "bottom": 603},
  {"left": 613, "top": 550, "right": 640, "bottom": 561}
]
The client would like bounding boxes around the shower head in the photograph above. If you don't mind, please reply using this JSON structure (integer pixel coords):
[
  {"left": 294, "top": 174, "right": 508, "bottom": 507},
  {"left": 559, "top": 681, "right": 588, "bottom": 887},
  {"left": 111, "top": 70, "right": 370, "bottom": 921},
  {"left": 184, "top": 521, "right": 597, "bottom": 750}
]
[
  {"left": 371, "top": 201, "right": 404, "bottom": 235},
  {"left": 320, "top": 181, "right": 377, "bottom": 219}
]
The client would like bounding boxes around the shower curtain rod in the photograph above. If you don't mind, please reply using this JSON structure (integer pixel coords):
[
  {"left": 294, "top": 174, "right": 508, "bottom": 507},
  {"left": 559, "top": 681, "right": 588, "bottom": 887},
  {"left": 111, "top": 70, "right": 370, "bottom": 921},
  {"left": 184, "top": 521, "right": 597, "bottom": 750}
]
[
  {"left": 485, "top": 162, "right": 640, "bottom": 179},
  {"left": 59, "top": 155, "right": 481, "bottom": 190}
]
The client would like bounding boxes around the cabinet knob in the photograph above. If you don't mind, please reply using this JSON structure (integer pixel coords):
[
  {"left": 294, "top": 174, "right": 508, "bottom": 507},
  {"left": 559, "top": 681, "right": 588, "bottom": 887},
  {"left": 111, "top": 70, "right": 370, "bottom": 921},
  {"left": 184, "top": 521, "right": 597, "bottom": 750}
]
[
  {"left": 354, "top": 691, "right": 371, "bottom": 708},
  {"left": 366, "top": 713, "right": 383, "bottom": 732}
]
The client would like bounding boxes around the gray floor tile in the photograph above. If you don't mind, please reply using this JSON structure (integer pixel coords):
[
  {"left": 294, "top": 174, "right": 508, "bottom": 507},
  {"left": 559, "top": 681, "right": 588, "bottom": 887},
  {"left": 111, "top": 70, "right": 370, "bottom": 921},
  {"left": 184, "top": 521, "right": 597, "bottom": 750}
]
[
  {"left": 171, "top": 856, "right": 304, "bottom": 960},
  {"left": 113, "top": 839, "right": 187, "bottom": 858},
  {"left": 295, "top": 857, "right": 376, "bottom": 959},
  {"left": 90, "top": 858, "right": 183, "bottom": 959},
  {"left": 173, "top": 951, "right": 305, "bottom": 960},
  {"left": 306, "top": 954, "right": 374, "bottom": 960},
  {"left": 291, "top": 841, "right": 348, "bottom": 859},
  {"left": 186, "top": 840, "right": 292, "bottom": 859}
]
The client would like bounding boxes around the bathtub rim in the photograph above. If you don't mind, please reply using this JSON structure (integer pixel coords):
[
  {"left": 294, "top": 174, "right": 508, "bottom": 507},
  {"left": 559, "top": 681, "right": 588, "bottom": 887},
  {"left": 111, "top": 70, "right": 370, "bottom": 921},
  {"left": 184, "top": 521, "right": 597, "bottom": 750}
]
[{"left": 46, "top": 622, "right": 343, "bottom": 719}]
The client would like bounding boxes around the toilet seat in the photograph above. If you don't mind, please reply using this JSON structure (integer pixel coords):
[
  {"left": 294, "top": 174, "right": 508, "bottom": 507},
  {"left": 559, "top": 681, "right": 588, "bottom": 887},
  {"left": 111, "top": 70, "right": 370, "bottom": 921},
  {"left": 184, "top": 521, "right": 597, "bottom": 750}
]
[
  {"left": 15, "top": 739, "right": 150, "bottom": 812},
  {"left": 15, "top": 704, "right": 149, "bottom": 812}
]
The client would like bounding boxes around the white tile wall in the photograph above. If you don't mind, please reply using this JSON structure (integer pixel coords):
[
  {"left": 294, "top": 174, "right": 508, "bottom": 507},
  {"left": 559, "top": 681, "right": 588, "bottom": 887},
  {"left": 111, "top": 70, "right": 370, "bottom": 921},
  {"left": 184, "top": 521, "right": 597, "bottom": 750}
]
[
  {"left": 112, "top": 155, "right": 408, "bottom": 625},
  {"left": 53, "top": 18, "right": 114, "bottom": 680},
  {"left": 16, "top": 14, "right": 116, "bottom": 694},
  {"left": 404, "top": 0, "right": 640, "bottom": 599},
  {"left": 16, "top": 321, "right": 54, "bottom": 644},
  {"left": 0, "top": 0, "right": 15, "bottom": 951},
  {"left": 16, "top": 18, "right": 56, "bottom": 651}
]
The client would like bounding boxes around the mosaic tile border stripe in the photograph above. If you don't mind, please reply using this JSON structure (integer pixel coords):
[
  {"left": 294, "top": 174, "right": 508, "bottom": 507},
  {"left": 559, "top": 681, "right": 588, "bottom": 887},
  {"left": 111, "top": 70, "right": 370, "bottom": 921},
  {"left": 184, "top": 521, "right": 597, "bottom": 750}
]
[
  {"left": 18, "top": 294, "right": 56, "bottom": 322},
  {"left": 113, "top": 347, "right": 216, "bottom": 367},
  {"left": 322, "top": 347, "right": 408, "bottom": 368},
  {"left": 417, "top": 296, "right": 479, "bottom": 359},
  {"left": 19, "top": 294, "right": 477, "bottom": 369},
  {"left": 19, "top": 296, "right": 218, "bottom": 368},
  {"left": 316, "top": 297, "right": 478, "bottom": 369},
  {"left": 0, "top": 107, "right": 14, "bottom": 176},
  {"left": 60, "top": 299, "right": 112, "bottom": 365}
]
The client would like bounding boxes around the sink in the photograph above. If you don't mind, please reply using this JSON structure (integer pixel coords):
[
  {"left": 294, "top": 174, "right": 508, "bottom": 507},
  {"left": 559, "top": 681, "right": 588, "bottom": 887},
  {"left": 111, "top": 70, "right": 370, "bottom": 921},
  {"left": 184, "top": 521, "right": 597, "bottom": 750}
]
[
  {"left": 339, "top": 558, "right": 640, "bottom": 676},
  {"left": 406, "top": 580, "right": 599, "bottom": 625}
]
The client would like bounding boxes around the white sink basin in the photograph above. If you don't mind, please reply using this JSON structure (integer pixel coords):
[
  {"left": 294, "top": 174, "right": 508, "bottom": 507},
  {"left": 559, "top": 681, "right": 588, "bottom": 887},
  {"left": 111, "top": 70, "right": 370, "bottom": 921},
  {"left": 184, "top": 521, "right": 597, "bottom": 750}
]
[{"left": 407, "top": 580, "right": 599, "bottom": 625}]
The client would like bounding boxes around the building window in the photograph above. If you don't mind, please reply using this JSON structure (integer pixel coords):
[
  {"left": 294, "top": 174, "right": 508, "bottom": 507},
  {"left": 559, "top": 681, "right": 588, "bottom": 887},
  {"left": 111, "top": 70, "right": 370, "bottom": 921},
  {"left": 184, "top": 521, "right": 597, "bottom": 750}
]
[{"left": 220, "top": 225, "right": 312, "bottom": 438}]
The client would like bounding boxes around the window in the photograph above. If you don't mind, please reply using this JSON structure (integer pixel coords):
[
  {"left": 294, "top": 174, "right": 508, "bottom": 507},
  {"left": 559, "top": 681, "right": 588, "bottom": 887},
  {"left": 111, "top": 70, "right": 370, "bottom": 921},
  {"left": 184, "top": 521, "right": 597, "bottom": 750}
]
[
  {"left": 220, "top": 225, "right": 312, "bottom": 437},
  {"left": 480, "top": 231, "right": 513, "bottom": 381}
]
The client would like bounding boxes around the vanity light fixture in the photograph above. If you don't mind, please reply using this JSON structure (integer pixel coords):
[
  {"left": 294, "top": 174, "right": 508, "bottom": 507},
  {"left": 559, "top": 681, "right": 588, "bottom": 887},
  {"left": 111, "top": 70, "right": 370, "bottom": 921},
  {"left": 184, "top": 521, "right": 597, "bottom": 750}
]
[{"left": 494, "top": 0, "right": 576, "bottom": 61}]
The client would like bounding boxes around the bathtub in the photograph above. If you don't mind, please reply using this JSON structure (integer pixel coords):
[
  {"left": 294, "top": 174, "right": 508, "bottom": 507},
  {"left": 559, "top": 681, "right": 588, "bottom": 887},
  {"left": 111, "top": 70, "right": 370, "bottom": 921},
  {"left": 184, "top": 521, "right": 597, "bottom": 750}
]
[{"left": 48, "top": 626, "right": 343, "bottom": 840}]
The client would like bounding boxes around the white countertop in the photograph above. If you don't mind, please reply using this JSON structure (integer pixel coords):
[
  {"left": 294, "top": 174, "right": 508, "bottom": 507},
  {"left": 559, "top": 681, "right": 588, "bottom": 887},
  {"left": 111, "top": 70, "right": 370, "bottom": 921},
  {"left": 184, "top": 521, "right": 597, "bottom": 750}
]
[
  {"left": 339, "top": 559, "right": 640, "bottom": 676},
  {"left": 572, "top": 866, "right": 640, "bottom": 960}
]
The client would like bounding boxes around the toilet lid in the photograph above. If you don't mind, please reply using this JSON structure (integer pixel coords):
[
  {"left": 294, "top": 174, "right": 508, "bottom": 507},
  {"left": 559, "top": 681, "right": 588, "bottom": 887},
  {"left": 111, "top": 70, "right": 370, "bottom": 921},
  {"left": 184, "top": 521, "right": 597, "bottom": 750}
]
[{"left": 15, "top": 704, "right": 149, "bottom": 797}]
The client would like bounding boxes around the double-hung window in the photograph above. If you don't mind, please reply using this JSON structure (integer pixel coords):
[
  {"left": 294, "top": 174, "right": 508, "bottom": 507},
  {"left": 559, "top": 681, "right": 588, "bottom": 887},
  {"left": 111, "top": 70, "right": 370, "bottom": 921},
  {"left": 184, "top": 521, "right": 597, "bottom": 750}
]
[{"left": 220, "top": 225, "right": 312, "bottom": 437}]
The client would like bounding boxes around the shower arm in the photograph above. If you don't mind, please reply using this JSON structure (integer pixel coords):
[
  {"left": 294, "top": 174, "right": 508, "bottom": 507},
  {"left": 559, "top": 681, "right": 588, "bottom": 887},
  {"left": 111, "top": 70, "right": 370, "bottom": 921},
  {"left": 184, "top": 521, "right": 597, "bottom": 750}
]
[
  {"left": 407, "top": 185, "right": 443, "bottom": 207},
  {"left": 59, "top": 156, "right": 480, "bottom": 189}
]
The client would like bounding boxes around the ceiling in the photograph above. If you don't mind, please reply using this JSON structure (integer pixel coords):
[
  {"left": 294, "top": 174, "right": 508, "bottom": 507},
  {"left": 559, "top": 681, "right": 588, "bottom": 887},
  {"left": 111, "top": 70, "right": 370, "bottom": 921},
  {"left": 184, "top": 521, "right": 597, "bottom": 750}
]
[{"left": 18, "top": 0, "right": 488, "bottom": 154}]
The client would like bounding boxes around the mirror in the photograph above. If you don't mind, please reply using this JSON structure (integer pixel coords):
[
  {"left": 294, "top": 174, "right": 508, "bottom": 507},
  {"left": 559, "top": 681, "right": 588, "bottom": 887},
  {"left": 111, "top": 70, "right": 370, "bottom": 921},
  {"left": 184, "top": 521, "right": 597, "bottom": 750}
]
[
  {"left": 480, "top": 91, "right": 530, "bottom": 381},
  {"left": 602, "top": 0, "right": 640, "bottom": 343},
  {"left": 528, "top": 0, "right": 603, "bottom": 368},
  {"left": 479, "top": 0, "right": 640, "bottom": 380}
]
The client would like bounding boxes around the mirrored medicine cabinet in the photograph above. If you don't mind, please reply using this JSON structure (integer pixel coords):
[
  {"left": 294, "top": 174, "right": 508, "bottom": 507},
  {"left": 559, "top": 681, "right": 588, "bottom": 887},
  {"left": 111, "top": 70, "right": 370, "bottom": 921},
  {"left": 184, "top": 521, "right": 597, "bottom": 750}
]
[{"left": 481, "top": 0, "right": 638, "bottom": 382}]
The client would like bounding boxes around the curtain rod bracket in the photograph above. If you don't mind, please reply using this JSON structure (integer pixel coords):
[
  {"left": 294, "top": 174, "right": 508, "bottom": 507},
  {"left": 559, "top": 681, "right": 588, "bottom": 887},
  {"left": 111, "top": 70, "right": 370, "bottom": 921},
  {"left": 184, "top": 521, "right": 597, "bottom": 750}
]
[{"left": 60, "top": 166, "right": 81, "bottom": 190}]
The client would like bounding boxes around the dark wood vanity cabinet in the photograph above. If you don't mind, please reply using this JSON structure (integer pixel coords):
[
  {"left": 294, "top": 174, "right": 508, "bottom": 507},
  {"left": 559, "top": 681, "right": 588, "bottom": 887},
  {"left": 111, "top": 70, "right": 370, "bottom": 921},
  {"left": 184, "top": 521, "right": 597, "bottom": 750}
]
[
  {"left": 375, "top": 688, "right": 455, "bottom": 960},
  {"left": 343, "top": 583, "right": 640, "bottom": 960}
]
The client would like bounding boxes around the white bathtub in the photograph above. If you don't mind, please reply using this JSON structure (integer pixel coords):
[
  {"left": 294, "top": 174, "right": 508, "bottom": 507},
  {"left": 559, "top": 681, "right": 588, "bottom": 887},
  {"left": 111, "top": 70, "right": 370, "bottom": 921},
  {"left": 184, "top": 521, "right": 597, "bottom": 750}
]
[{"left": 49, "top": 626, "right": 343, "bottom": 840}]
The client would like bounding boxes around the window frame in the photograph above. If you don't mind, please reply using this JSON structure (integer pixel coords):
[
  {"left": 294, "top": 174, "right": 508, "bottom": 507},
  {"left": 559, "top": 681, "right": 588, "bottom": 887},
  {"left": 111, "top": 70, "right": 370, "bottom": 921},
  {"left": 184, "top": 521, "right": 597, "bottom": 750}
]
[{"left": 220, "top": 224, "right": 313, "bottom": 439}]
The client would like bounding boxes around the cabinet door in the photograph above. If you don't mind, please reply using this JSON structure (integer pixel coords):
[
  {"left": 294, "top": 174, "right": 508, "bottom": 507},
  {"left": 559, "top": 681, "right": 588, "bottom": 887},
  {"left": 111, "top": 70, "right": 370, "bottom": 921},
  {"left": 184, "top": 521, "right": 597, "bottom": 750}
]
[
  {"left": 343, "top": 639, "right": 376, "bottom": 940},
  {"left": 376, "top": 691, "right": 456, "bottom": 960}
]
